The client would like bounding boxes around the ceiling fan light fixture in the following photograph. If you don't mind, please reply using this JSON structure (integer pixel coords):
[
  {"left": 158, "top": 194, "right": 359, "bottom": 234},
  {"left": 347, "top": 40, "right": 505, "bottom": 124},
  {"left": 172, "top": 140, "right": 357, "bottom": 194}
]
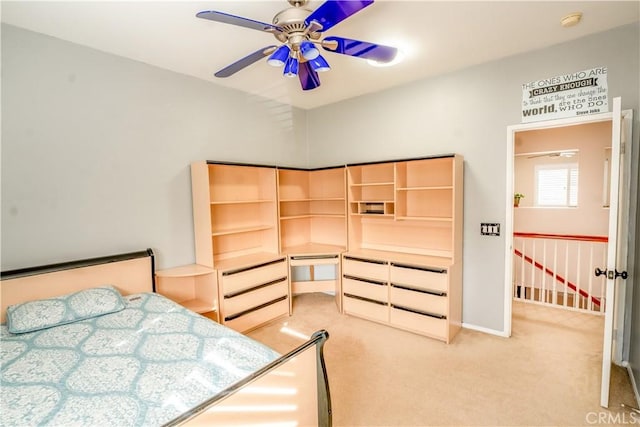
[
  {"left": 300, "top": 40, "right": 320, "bottom": 60},
  {"left": 309, "top": 55, "right": 331, "bottom": 72},
  {"left": 283, "top": 56, "right": 299, "bottom": 77},
  {"left": 561, "top": 12, "right": 583, "bottom": 28},
  {"left": 267, "top": 45, "right": 291, "bottom": 67}
]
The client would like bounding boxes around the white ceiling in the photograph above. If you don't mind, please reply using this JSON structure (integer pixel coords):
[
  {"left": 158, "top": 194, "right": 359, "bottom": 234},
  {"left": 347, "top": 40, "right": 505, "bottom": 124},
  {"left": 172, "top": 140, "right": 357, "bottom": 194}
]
[{"left": 2, "top": 1, "right": 638, "bottom": 109}]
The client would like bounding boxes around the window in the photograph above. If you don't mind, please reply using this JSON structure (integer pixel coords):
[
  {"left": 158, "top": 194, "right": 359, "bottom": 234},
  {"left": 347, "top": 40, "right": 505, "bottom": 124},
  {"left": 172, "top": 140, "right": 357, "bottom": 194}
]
[{"left": 535, "top": 163, "right": 578, "bottom": 207}]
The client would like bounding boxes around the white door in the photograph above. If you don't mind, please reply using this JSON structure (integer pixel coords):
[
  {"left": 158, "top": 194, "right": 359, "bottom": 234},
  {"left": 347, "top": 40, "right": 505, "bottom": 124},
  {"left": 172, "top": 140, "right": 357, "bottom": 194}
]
[{"left": 600, "top": 97, "right": 626, "bottom": 408}]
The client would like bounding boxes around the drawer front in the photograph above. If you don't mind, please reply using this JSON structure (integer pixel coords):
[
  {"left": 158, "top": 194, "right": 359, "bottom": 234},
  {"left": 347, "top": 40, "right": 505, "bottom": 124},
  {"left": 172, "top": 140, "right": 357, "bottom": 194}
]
[
  {"left": 390, "top": 263, "right": 448, "bottom": 293},
  {"left": 224, "top": 279, "right": 289, "bottom": 317},
  {"left": 224, "top": 297, "right": 289, "bottom": 333},
  {"left": 221, "top": 258, "right": 287, "bottom": 295},
  {"left": 289, "top": 254, "right": 340, "bottom": 267},
  {"left": 390, "top": 286, "right": 447, "bottom": 316},
  {"left": 343, "top": 276, "right": 387, "bottom": 302},
  {"left": 390, "top": 307, "right": 447, "bottom": 340},
  {"left": 343, "top": 294, "right": 388, "bottom": 323},
  {"left": 342, "top": 256, "right": 388, "bottom": 282}
]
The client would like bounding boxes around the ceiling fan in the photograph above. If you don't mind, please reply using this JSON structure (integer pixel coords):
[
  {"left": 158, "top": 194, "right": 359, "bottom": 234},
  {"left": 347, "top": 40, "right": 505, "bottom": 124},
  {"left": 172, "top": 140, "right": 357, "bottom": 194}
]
[
  {"left": 527, "top": 151, "right": 577, "bottom": 159},
  {"left": 196, "top": 0, "right": 398, "bottom": 91}
]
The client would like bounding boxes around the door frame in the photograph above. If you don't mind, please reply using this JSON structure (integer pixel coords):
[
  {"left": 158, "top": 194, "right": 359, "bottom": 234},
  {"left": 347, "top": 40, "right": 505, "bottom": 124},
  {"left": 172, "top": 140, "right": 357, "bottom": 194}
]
[{"left": 503, "top": 106, "right": 633, "bottom": 348}]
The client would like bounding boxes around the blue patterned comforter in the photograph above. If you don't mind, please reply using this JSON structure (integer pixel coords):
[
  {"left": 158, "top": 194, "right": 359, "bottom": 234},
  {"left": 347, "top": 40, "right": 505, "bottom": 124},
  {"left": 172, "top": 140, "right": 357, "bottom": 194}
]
[{"left": 0, "top": 292, "right": 281, "bottom": 426}]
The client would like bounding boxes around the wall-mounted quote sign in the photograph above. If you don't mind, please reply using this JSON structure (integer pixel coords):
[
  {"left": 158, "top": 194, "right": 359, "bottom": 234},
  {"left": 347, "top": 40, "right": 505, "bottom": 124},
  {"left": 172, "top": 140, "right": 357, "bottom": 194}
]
[{"left": 521, "top": 66, "right": 608, "bottom": 123}]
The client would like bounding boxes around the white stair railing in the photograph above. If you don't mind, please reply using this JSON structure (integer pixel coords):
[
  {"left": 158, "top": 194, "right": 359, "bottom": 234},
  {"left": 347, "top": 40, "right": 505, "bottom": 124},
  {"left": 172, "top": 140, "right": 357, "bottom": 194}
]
[{"left": 513, "top": 233, "right": 608, "bottom": 314}]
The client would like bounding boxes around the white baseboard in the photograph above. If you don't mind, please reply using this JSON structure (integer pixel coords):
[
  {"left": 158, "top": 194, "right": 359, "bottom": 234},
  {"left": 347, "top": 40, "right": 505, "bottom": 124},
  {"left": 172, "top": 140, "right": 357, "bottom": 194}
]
[
  {"left": 462, "top": 322, "right": 509, "bottom": 337},
  {"left": 622, "top": 361, "right": 640, "bottom": 409}
]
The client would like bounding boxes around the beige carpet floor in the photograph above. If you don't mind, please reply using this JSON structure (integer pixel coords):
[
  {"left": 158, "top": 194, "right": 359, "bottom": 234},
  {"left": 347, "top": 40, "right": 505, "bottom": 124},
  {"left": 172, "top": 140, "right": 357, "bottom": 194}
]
[{"left": 248, "top": 293, "right": 638, "bottom": 426}]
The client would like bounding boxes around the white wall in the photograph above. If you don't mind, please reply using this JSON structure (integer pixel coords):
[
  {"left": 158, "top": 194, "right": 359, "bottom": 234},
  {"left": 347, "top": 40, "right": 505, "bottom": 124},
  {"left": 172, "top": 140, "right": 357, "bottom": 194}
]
[
  {"left": 306, "top": 23, "right": 640, "bottom": 333},
  {"left": 1, "top": 24, "right": 308, "bottom": 270}
]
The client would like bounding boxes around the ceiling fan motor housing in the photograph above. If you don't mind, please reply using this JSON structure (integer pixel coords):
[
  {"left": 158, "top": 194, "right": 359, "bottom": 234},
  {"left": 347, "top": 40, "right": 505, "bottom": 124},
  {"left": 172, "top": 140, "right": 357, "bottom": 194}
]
[{"left": 272, "top": 6, "right": 321, "bottom": 50}]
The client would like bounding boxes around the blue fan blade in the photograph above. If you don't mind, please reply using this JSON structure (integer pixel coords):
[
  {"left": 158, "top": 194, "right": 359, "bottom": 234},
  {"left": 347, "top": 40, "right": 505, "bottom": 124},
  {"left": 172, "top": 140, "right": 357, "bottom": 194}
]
[
  {"left": 197, "top": 10, "right": 282, "bottom": 33},
  {"left": 304, "top": 0, "right": 374, "bottom": 32},
  {"left": 322, "top": 36, "right": 397, "bottom": 62},
  {"left": 214, "top": 46, "right": 278, "bottom": 78},
  {"left": 298, "top": 62, "right": 321, "bottom": 91}
]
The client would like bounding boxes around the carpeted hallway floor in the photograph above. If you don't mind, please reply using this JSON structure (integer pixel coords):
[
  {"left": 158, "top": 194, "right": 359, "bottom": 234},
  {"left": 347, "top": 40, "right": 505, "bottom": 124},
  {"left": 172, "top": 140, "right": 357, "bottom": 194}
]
[{"left": 248, "top": 293, "right": 638, "bottom": 426}]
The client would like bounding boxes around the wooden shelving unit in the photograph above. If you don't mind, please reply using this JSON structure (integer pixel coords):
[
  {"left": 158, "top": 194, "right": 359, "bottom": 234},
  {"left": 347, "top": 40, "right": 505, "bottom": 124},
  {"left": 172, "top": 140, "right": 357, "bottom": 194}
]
[
  {"left": 278, "top": 167, "right": 347, "bottom": 254},
  {"left": 343, "top": 155, "right": 464, "bottom": 343},
  {"left": 191, "top": 162, "right": 289, "bottom": 333},
  {"left": 155, "top": 264, "right": 218, "bottom": 321},
  {"left": 277, "top": 167, "right": 346, "bottom": 312},
  {"left": 186, "top": 155, "right": 463, "bottom": 341},
  {"left": 348, "top": 162, "right": 395, "bottom": 219}
]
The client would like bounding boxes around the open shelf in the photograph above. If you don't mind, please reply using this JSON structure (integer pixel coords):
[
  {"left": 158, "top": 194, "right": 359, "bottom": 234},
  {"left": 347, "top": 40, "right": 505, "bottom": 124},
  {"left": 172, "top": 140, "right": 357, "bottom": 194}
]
[
  {"left": 395, "top": 186, "right": 453, "bottom": 219},
  {"left": 181, "top": 299, "right": 217, "bottom": 313},
  {"left": 155, "top": 263, "right": 218, "bottom": 319},
  {"left": 395, "top": 216, "right": 453, "bottom": 222},
  {"left": 210, "top": 199, "right": 273, "bottom": 205},
  {"left": 280, "top": 214, "right": 345, "bottom": 220},
  {"left": 278, "top": 167, "right": 347, "bottom": 253},
  {"left": 396, "top": 186, "right": 453, "bottom": 191},
  {"left": 350, "top": 201, "right": 395, "bottom": 216},
  {"left": 155, "top": 264, "right": 214, "bottom": 277},
  {"left": 395, "top": 157, "right": 454, "bottom": 188},
  {"left": 350, "top": 182, "right": 395, "bottom": 187},
  {"left": 280, "top": 198, "right": 345, "bottom": 202},
  {"left": 211, "top": 225, "right": 273, "bottom": 237}
]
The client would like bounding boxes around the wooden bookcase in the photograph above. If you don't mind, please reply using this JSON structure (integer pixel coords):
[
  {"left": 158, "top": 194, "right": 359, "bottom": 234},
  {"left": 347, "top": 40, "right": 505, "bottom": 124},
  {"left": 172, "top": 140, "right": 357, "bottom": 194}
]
[
  {"left": 190, "top": 161, "right": 289, "bottom": 333},
  {"left": 343, "top": 154, "right": 464, "bottom": 343},
  {"left": 278, "top": 166, "right": 346, "bottom": 311},
  {"left": 193, "top": 162, "right": 279, "bottom": 263}
]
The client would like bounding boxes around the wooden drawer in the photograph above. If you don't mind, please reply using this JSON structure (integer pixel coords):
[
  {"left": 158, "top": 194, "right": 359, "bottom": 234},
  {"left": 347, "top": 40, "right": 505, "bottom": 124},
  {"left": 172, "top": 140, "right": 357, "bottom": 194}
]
[
  {"left": 221, "top": 258, "right": 287, "bottom": 295},
  {"left": 343, "top": 276, "right": 387, "bottom": 302},
  {"left": 343, "top": 294, "right": 388, "bottom": 323},
  {"left": 389, "top": 263, "right": 448, "bottom": 293},
  {"left": 389, "top": 285, "right": 447, "bottom": 316},
  {"left": 224, "top": 297, "right": 289, "bottom": 333},
  {"left": 342, "top": 256, "right": 388, "bottom": 282},
  {"left": 224, "top": 278, "right": 289, "bottom": 317},
  {"left": 390, "top": 306, "right": 447, "bottom": 340}
]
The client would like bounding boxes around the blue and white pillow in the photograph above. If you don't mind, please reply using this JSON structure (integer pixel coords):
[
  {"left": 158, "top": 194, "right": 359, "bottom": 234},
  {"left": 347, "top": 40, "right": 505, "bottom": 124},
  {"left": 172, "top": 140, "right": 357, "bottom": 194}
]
[{"left": 6, "top": 286, "right": 126, "bottom": 334}]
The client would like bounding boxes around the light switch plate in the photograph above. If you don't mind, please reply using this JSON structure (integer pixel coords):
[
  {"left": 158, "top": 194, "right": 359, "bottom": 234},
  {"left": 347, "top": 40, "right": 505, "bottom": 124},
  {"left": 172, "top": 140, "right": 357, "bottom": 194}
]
[{"left": 481, "top": 223, "right": 500, "bottom": 236}]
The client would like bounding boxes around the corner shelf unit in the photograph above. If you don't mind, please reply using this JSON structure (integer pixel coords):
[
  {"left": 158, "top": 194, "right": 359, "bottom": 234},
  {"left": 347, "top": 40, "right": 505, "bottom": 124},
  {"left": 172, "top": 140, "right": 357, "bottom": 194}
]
[
  {"left": 188, "top": 155, "right": 463, "bottom": 342},
  {"left": 277, "top": 166, "right": 346, "bottom": 311},
  {"left": 155, "top": 264, "right": 218, "bottom": 322},
  {"left": 277, "top": 166, "right": 347, "bottom": 254}
]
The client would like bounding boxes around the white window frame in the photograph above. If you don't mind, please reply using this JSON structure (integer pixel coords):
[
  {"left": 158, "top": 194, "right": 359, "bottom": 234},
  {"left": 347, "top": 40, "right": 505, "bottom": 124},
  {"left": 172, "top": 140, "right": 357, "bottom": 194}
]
[{"left": 534, "top": 162, "right": 579, "bottom": 207}]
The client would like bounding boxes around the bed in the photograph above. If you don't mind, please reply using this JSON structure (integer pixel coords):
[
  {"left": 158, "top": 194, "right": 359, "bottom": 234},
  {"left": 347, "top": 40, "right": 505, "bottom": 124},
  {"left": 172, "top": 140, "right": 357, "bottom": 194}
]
[{"left": 0, "top": 249, "right": 331, "bottom": 426}]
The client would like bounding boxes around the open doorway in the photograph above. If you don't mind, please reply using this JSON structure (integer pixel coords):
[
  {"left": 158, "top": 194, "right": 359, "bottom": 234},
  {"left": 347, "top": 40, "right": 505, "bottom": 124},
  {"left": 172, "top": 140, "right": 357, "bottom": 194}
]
[
  {"left": 504, "top": 102, "right": 635, "bottom": 408},
  {"left": 512, "top": 121, "right": 611, "bottom": 314}
]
